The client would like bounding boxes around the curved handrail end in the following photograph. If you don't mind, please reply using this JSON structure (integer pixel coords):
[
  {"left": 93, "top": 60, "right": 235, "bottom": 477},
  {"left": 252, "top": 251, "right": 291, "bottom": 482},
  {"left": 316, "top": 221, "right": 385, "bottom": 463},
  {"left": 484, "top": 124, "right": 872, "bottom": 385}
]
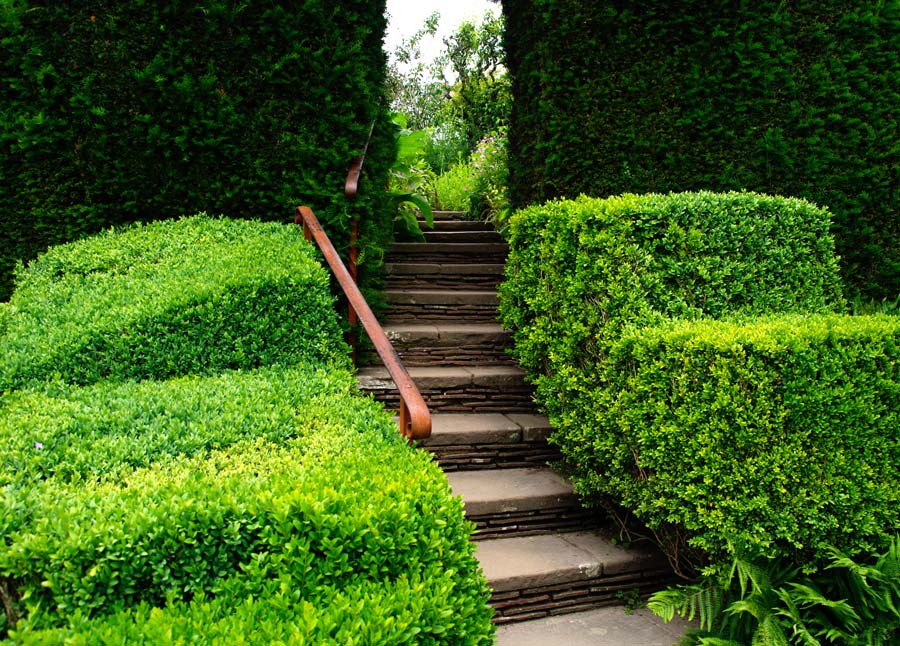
[{"left": 296, "top": 205, "right": 431, "bottom": 442}]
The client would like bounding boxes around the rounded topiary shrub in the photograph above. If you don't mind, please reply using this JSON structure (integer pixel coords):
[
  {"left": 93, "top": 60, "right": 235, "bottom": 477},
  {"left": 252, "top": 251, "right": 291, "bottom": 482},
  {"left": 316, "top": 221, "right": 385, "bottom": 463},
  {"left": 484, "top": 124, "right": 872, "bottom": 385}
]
[
  {"left": 497, "top": 191, "right": 897, "bottom": 573},
  {"left": 500, "top": 191, "right": 845, "bottom": 418},
  {"left": 0, "top": 215, "right": 348, "bottom": 392},
  {"left": 0, "top": 367, "right": 494, "bottom": 643}
]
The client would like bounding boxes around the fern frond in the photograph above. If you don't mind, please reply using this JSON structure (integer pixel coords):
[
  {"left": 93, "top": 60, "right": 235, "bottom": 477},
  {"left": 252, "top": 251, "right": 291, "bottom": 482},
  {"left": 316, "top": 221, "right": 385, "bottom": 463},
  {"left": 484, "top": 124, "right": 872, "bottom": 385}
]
[
  {"left": 696, "top": 638, "right": 744, "bottom": 646},
  {"left": 649, "top": 582, "right": 726, "bottom": 631},
  {"left": 728, "top": 597, "right": 770, "bottom": 623},
  {"left": 752, "top": 615, "right": 790, "bottom": 646}
]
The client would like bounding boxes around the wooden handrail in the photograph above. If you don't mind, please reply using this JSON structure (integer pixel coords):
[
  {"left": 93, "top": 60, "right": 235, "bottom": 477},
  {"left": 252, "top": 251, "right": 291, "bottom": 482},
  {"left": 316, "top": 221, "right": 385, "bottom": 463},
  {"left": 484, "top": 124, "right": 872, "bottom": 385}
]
[
  {"left": 344, "top": 120, "right": 375, "bottom": 199},
  {"left": 295, "top": 205, "right": 431, "bottom": 441},
  {"left": 342, "top": 120, "right": 375, "bottom": 361}
]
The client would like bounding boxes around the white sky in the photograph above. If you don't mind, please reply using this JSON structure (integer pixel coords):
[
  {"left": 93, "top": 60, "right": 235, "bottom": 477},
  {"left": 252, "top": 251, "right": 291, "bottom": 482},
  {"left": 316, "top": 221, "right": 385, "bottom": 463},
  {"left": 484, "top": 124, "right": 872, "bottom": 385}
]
[{"left": 384, "top": 0, "right": 500, "bottom": 66}]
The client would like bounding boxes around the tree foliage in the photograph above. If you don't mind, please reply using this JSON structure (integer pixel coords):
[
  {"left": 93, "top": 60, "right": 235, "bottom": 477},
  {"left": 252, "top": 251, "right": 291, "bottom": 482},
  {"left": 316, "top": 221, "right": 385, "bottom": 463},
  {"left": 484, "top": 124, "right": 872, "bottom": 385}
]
[{"left": 386, "top": 8, "right": 510, "bottom": 168}]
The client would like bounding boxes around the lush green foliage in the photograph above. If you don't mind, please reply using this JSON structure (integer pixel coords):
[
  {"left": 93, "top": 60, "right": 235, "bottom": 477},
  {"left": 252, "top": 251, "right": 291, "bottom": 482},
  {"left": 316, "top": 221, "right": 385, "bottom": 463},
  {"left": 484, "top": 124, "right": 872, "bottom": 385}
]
[
  {"left": 0, "top": 218, "right": 494, "bottom": 643},
  {"left": 499, "top": 193, "right": 883, "bottom": 572},
  {"left": 0, "top": 370, "right": 493, "bottom": 642},
  {"left": 387, "top": 10, "right": 510, "bottom": 167},
  {"left": 503, "top": 0, "right": 900, "bottom": 298},
  {"left": 429, "top": 130, "right": 508, "bottom": 221},
  {"left": 0, "top": 0, "right": 394, "bottom": 301},
  {"left": 0, "top": 217, "right": 348, "bottom": 392},
  {"left": 432, "top": 162, "right": 476, "bottom": 212},
  {"left": 0, "top": 367, "right": 355, "bottom": 492},
  {"left": 466, "top": 129, "right": 509, "bottom": 222},
  {"left": 385, "top": 11, "right": 446, "bottom": 133},
  {"left": 602, "top": 314, "right": 900, "bottom": 569},
  {"left": 387, "top": 114, "right": 435, "bottom": 240},
  {"left": 650, "top": 539, "right": 900, "bottom": 645},
  {"left": 433, "top": 11, "right": 510, "bottom": 154},
  {"left": 501, "top": 192, "right": 844, "bottom": 402}
]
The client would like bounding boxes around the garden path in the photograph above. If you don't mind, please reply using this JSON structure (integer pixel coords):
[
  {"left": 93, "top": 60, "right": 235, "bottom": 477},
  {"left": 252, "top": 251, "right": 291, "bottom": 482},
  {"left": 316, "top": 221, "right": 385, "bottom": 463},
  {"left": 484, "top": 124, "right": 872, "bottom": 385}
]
[{"left": 358, "top": 211, "right": 692, "bottom": 643}]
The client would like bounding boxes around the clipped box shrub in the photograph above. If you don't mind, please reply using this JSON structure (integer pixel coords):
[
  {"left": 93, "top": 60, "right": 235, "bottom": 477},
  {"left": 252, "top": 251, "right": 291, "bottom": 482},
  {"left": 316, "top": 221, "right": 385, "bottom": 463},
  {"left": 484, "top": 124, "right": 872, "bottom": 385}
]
[
  {"left": 500, "top": 191, "right": 844, "bottom": 420},
  {"left": 0, "top": 216, "right": 348, "bottom": 392},
  {"left": 12, "top": 573, "right": 490, "bottom": 645},
  {"left": 0, "top": 367, "right": 362, "bottom": 493},
  {"left": 0, "top": 368, "right": 494, "bottom": 642},
  {"left": 576, "top": 314, "right": 900, "bottom": 570},
  {"left": 499, "top": 192, "right": 861, "bottom": 571}
]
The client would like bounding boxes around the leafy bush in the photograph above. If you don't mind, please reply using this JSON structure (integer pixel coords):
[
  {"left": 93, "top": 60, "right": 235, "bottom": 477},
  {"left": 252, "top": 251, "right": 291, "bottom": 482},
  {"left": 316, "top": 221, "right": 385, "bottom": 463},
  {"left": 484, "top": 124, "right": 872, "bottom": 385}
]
[
  {"left": 501, "top": 192, "right": 844, "bottom": 418},
  {"left": 0, "top": 0, "right": 393, "bottom": 301},
  {"left": 387, "top": 114, "right": 435, "bottom": 241},
  {"left": 0, "top": 368, "right": 494, "bottom": 642},
  {"left": 467, "top": 129, "right": 508, "bottom": 222},
  {"left": 650, "top": 538, "right": 900, "bottom": 645},
  {"left": 499, "top": 192, "right": 868, "bottom": 572},
  {"left": 0, "top": 216, "right": 348, "bottom": 392},
  {"left": 11, "top": 573, "right": 489, "bottom": 645},
  {"left": 429, "top": 129, "right": 508, "bottom": 221},
  {"left": 0, "top": 367, "right": 357, "bottom": 492},
  {"left": 432, "top": 163, "right": 476, "bottom": 213},
  {"left": 503, "top": 0, "right": 900, "bottom": 298},
  {"left": 593, "top": 314, "right": 900, "bottom": 569},
  {"left": 423, "top": 123, "right": 470, "bottom": 175}
]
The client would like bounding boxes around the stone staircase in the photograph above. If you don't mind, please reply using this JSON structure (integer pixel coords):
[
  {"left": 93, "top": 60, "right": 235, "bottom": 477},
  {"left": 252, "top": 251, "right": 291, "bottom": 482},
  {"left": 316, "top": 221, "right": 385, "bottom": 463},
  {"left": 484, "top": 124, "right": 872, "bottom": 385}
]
[{"left": 358, "top": 212, "right": 683, "bottom": 639}]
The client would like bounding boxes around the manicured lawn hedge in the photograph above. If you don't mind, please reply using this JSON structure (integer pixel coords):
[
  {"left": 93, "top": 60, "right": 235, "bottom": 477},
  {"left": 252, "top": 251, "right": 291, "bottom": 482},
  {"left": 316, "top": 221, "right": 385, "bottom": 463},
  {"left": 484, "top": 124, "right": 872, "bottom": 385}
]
[
  {"left": 0, "top": 218, "right": 494, "bottom": 643},
  {"left": 0, "top": 216, "right": 348, "bottom": 392},
  {"left": 498, "top": 192, "right": 900, "bottom": 572},
  {"left": 573, "top": 314, "right": 900, "bottom": 569},
  {"left": 0, "top": 367, "right": 360, "bottom": 492},
  {"left": 0, "top": 368, "right": 493, "bottom": 643},
  {"left": 500, "top": 192, "right": 844, "bottom": 421}
]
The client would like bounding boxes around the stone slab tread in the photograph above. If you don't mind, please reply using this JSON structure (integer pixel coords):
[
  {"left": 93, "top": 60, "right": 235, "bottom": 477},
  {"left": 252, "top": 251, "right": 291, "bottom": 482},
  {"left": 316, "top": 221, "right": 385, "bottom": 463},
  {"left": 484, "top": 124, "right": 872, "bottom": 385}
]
[
  {"left": 421, "top": 413, "right": 551, "bottom": 446},
  {"left": 476, "top": 531, "right": 670, "bottom": 594},
  {"left": 357, "top": 365, "right": 527, "bottom": 390},
  {"left": 385, "top": 288, "right": 499, "bottom": 306},
  {"left": 448, "top": 467, "right": 577, "bottom": 517}
]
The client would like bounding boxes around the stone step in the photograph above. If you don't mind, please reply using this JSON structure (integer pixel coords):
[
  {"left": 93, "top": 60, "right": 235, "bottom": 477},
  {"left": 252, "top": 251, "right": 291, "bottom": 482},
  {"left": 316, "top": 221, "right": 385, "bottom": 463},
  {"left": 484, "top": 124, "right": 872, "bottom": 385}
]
[
  {"left": 494, "top": 606, "right": 696, "bottom": 645},
  {"left": 421, "top": 413, "right": 559, "bottom": 471},
  {"left": 477, "top": 531, "right": 676, "bottom": 624},
  {"left": 388, "top": 241, "right": 509, "bottom": 264},
  {"left": 423, "top": 230, "right": 505, "bottom": 244},
  {"left": 357, "top": 365, "right": 534, "bottom": 413},
  {"left": 431, "top": 210, "right": 470, "bottom": 220},
  {"left": 449, "top": 467, "right": 593, "bottom": 539},
  {"left": 419, "top": 219, "right": 494, "bottom": 232},
  {"left": 384, "top": 289, "right": 500, "bottom": 323},
  {"left": 386, "top": 288, "right": 499, "bottom": 306},
  {"left": 384, "top": 262, "right": 505, "bottom": 290},
  {"left": 381, "top": 323, "right": 513, "bottom": 365}
]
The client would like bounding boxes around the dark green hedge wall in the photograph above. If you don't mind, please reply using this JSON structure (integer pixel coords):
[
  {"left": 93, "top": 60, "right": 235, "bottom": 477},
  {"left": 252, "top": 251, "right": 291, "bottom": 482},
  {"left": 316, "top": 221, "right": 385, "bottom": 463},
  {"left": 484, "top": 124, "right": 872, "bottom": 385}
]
[
  {"left": 502, "top": 0, "right": 900, "bottom": 298},
  {"left": 0, "top": 0, "right": 393, "bottom": 301}
]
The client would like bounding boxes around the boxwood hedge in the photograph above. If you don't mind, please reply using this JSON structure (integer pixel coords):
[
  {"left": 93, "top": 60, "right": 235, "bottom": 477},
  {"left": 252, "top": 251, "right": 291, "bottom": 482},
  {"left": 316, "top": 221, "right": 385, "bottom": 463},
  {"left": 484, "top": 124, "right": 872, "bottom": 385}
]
[
  {"left": 0, "top": 216, "right": 348, "bottom": 392},
  {"left": 574, "top": 314, "right": 900, "bottom": 570},
  {"left": 498, "top": 192, "right": 897, "bottom": 572},
  {"left": 0, "top": 368, "right": 494, "bottom": 643},
  {"left": 500, "top": 192, "right": 844, "bottom": 421}
]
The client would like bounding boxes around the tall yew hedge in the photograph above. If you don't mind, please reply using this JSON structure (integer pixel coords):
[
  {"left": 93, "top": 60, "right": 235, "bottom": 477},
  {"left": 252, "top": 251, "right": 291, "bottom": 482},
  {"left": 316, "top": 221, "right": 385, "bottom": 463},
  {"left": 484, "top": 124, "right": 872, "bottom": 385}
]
[
  {"left": 502, "top": 0, "right": 900, "bottom": 298},
  {"left": 0, "top": 0, "right": 393, "bottom": 301}
]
